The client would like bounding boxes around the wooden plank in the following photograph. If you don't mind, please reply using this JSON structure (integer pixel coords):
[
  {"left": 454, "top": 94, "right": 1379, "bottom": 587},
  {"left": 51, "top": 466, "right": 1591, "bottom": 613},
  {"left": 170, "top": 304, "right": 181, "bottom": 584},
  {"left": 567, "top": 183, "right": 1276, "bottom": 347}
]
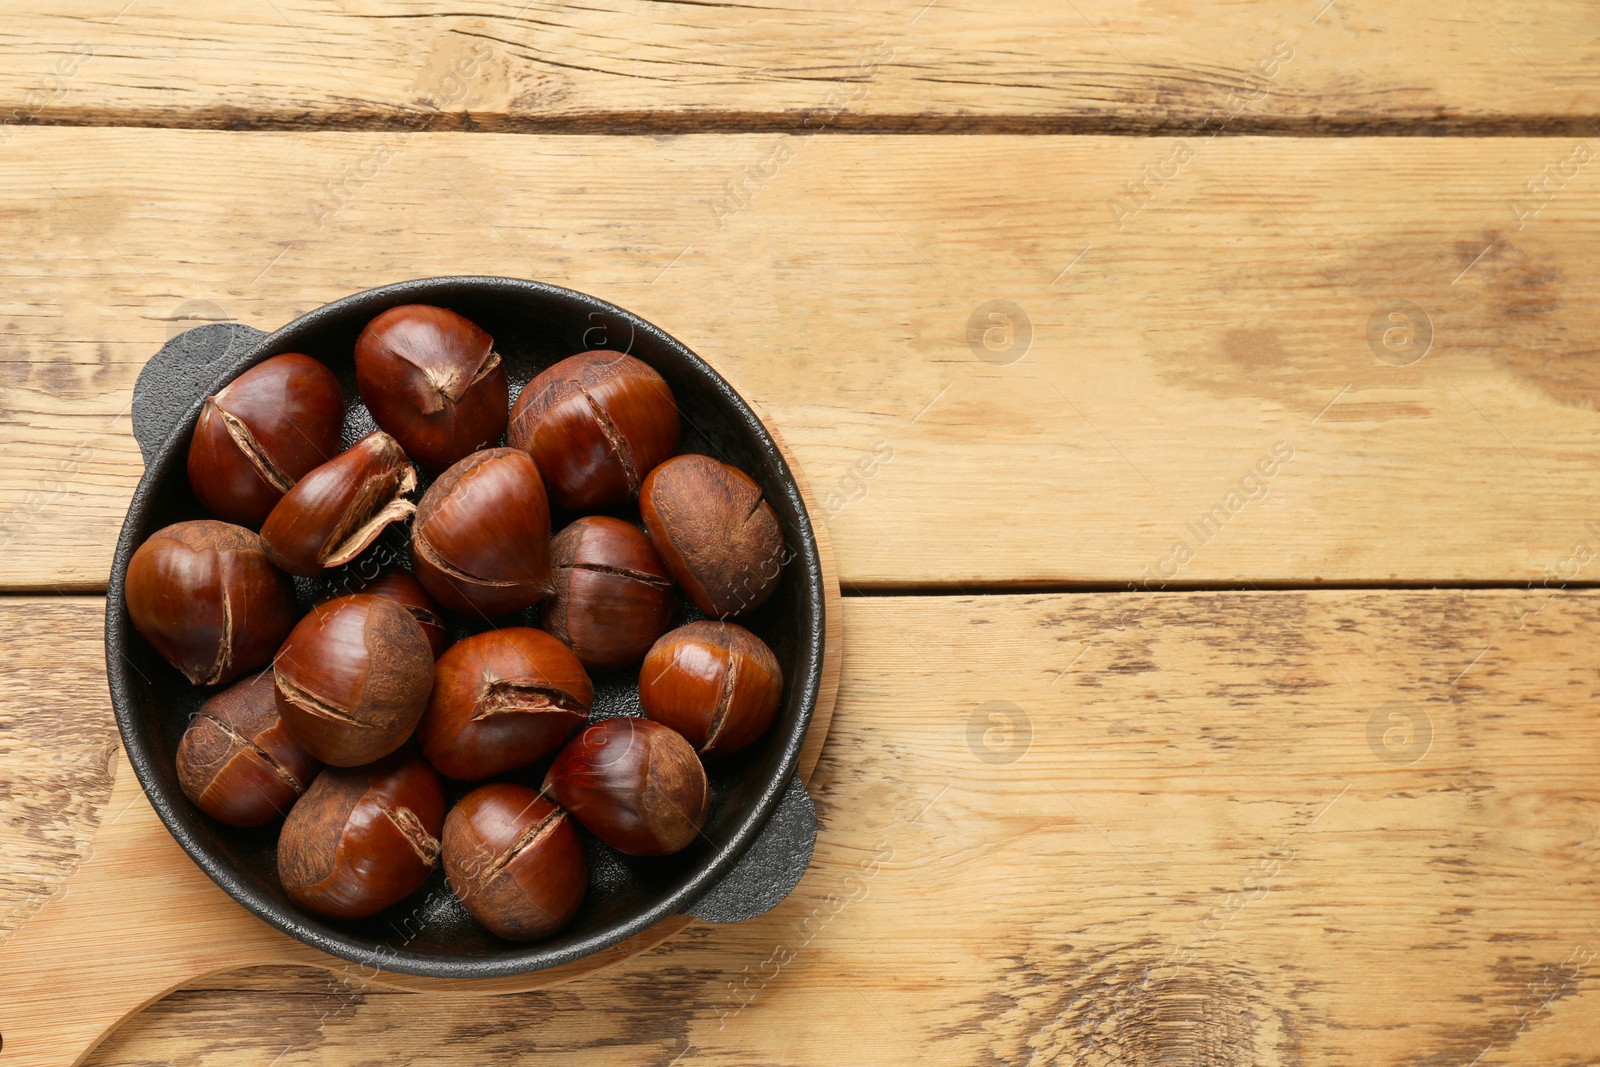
[
  {"left": 0, "top": 599, "right": 116, "bottom": 943},
  {"left": 1, "top": 2, "right": 1598, "bottom": 133},
  {"left": 3, "top": 129, "right": 1600, "bottom": 589},
  {"left": 3, "top": 591, "right": 1598, "bottom": 1064}
]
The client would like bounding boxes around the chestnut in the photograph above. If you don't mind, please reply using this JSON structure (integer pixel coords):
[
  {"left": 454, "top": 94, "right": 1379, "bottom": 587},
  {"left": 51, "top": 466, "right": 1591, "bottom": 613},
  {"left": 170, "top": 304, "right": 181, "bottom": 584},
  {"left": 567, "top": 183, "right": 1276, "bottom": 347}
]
[
  {"left": 507, "top": 351, "right": 678, "bottom": 511},
  {"left": 542, "top": 516, "right": 675, "bottom": 670},
  {"left": 354, "top": 305, "right": 507, "bottom": 474},
  {"left": 410, "top": 448, "right": 553, "bottom": 617},
  {"left": 419, "top": 627, "right": 592, "bottom": 781},
  {"left": 125, "top": 520, "right": 296, "bottom": 686},
  {"left": 175, "top": 671, "right": 320, "bottom": 827},
  {"left": 259, "top": 431, "right": 417, "bottom": 576},
  {"left": 278, "top": 752, "right": 445, "bottom": 920},
  {"left": 639, "top": 622, "right": 782, "bottom": 757},
  {"left": 186, "top": 353, "right": 345, "bottom": 526},
  {"left": 443, "top": 783, "right": 586, "bottom": 941},
  {"left": 542, "top": 718, "right": 708, "bottom": 856},
  {"left": 273, "top": 594, "right": 435, "bottom": 767},
  {"left": 350, "top": 567, "right": 451, "bottom": 659},
  {"left": 639, "top": 454, "right": 785, "bottom": 617}
]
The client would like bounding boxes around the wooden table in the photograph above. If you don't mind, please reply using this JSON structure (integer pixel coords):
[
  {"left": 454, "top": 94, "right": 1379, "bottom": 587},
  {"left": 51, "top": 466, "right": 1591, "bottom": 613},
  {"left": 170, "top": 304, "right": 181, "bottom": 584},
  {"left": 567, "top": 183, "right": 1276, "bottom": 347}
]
[{"left": 3, "top": 2, "right": 1599, "bottom": 1063}]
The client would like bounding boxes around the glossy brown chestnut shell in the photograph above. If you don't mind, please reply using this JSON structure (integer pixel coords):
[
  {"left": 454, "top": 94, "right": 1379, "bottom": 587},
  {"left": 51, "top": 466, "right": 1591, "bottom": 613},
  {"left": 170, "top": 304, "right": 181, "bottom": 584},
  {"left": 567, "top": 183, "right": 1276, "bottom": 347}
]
[
  {"left": 419, "top": 627, "right": 592, "bottom": 781},
  {"left": 186, "top": 352, "right": 345, "bottom": 526},
  {"left": 639, "top": 454, "right": 785, "bottom": 618},
  {"left": 410, "top": 448, "right": 553, "bottom": 617},
  {"left": 507, "top": 351, "right": 679, "bottom": 511},
  {"left": 354, "top": 305, "right": 507, "bottom": 474},
  {"left": 278, "top": 752, "right": 445, "bottom": 921},
  {"left": 442, "top": 783, "right": 586, "bottom": 941},
  {"left": 639, "top": 621, "right": 782, "bottom": 757},
  {"left": 273, "top": 594, "right": 435, "bottom": 767},
  {"left": 125, "top": 520, "right": 296, "bottom": 686},
  {"left": 542, "top": 516, "right": 676, "bottom": 670},
  {"left": 542, "top": 717, "right": 708, "bottom": 857},
  {"left": 175, "top": 671, "right": 320, "bottom": 827},
  {"left": 259, "top": 431, "right": 417, "bottom": 576},
  {"left": 331, "top": 567, "right": 450, "bottom": 659}
]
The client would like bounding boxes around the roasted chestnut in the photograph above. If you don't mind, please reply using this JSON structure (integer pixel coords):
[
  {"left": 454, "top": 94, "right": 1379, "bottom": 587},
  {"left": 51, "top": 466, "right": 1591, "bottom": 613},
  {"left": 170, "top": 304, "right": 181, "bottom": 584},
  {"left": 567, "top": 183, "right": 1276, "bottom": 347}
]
[
  {"left": 175, "top": 671, "right": 320, "bottom": 827},
  {"left": 278, "top": 752, "right": 445, "bottom": 920},
  {"left": 354, "top": 305, "right": 507, "bottom": 474},
  {"left": 639, "top": 454, "right": 785, "bottom": 617},
  {"left": 273, "top": 594, "right": 435, "bottom": 766},
  {"left": 507, "top": 351, "right": 678, "bottom": 511},
  {"left": 259, "top": 431, "right": 417, "bottom": 576},
  {"left": 126, "top": 520, "right": 296, "bottom": 686},
  {"left": 410, "top": 448, "right": 553, "bottom": 617},
  {"left": 542, "top": 718, "right": 708, "bottom": 856},
  {"left": 639, "top": 622, "right": 781, "bottom": 757},
  {"left": 443, "top": 783, "right": 586, "bottom": 941},
  {"left": 542, "top": 516, "right": 675, "bottom": 670},
  {"left": 186, "top": 353, "right": 345, "bottom": 526},
  {"left": 344, "top": 567, "right": 451, "bottom": 659},
  {"left": 419, "top": 627, "right": 592, "bottom": 781}
]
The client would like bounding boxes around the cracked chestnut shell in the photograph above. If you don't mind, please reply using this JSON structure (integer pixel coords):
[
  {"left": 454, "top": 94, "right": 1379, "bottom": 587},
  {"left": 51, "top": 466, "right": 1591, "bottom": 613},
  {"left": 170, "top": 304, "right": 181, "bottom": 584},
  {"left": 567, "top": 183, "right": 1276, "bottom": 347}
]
[
  {"left": 542, "top": 516, "right": 676, "bottom": 670},
  {"left": 278, "top": 751, "right": 445, "bottom": 921},
  {"left": 410, "top": 448, "right": 553, "bottom": 617},
  {"left": 542, "top": 718, "right": 708, "bottom": 857},
  {"left": 443, "top": 783, "right": 586, "bottom": 941},
  {"left": 273, "top": 594, "right": 435, "bottom": 767},
  {"left": 187, "top": 352, "right": 345, "bottom": 526},
  {"left": 259, "top": 431, "right": 417, "bottom": 576},
  {"left": 355, "top": 305, "right": 508, "bottom": 475},
  {"left": 639, "top": 622, "right": 782, "bottom": 757},
  {"left": 419, "top": 627, "right": 592, "bottom": 781},
  {"left": 126, "top": 520, "right": 296, "bottom": 686},
  {"left": 507, "top": 351, "right": 679, "bottom": 511},
  {"left": 175, "top": 671, "right": 320, "bottom": 827},
  {"left": 639, "top": 454, "right": 785, "bottom": 618}
]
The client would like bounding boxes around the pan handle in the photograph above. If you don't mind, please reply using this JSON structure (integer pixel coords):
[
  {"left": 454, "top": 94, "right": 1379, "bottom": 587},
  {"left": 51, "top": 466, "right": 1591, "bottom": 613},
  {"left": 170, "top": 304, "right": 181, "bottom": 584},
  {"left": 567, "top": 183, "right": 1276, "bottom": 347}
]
[
  {"left": 131, "top": 324, "right": 269, "bottom": 464},
  {"left": 686, "top": 774, "right": 817, "bottom": 924}
]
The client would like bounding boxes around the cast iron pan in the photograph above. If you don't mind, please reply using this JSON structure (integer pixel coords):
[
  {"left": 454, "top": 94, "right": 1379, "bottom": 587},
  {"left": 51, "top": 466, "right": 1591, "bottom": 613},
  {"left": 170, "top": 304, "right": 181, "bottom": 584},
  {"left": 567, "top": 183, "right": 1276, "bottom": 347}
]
[{"left": 105, "top": 277, "right": 823, "bottom": 980}]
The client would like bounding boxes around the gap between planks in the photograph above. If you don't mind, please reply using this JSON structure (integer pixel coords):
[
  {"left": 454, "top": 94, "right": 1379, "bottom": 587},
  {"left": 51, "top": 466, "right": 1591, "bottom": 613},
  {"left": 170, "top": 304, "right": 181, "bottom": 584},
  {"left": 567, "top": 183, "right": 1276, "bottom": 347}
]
[{"left": 6, "top": 110, "right": 1600, "bottom": 138}]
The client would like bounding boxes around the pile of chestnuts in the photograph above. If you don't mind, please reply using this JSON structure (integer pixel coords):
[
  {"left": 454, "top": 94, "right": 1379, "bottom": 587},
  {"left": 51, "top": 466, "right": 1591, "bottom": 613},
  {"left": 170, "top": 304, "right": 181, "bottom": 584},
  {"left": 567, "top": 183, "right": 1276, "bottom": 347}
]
[{"left": 135, "top": 304, "right": 789, "bottom": 941}]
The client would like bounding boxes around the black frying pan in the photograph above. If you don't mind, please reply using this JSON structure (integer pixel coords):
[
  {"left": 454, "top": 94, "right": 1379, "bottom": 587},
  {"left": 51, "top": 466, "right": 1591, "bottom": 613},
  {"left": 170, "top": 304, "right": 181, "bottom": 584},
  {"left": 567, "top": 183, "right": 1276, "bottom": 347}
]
[{"left": 105, "top": 277, "right": 824, "bottom": 980}]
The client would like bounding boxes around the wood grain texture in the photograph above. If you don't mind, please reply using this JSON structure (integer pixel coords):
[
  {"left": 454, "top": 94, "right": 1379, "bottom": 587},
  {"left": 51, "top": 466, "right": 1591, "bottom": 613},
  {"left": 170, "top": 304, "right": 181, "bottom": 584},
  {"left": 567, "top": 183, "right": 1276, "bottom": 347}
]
[
  {"left": 0, "top": 2, "right": 1597, "bottom": 133},
  {"left": 3, "top": 129, "right": 1600, "bottom": 588},
  {"left": 0, "top": 599, "right": 117, "bottom": 942},
  {"left": 2, "top": 591, "right": 1597, "bottom": 1064}
]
